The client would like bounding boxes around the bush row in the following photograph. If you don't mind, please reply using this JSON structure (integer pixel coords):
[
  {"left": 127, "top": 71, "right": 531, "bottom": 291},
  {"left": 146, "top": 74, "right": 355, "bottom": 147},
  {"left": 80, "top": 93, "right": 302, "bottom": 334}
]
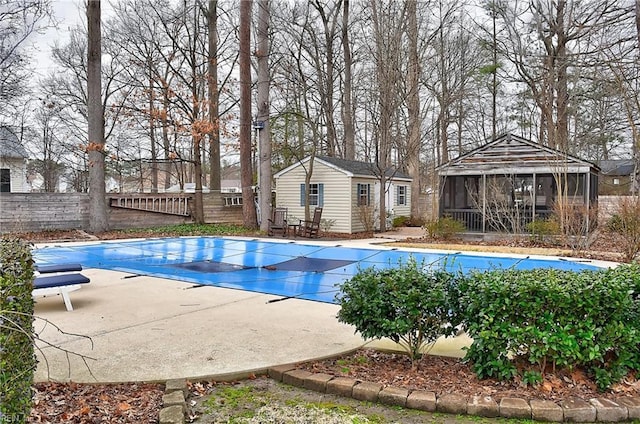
[
  {"left": 336, "top": 260, "right": 640, "bottom": 390},
  {"left": 0, "top": 238, "right": 36, "bottom": 423}
]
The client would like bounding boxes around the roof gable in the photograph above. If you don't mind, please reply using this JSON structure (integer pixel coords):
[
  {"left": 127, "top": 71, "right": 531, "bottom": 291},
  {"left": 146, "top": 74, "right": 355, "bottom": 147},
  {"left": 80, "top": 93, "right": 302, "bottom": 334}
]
[
  {"left": 0, "top": 127, "right": 28, "bottom": 159},
  {"left": 438, "top": 134, "right": 598, "bottom": 175},
  {"left": 274, "top": 155, "right": 411, "bottom": 181}
]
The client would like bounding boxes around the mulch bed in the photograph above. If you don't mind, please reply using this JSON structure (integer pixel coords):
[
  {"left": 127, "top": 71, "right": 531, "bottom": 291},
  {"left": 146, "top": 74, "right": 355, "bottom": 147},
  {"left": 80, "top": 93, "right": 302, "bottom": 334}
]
[{"left": 300, "top": 348, "right": 640, "bottom": 403}]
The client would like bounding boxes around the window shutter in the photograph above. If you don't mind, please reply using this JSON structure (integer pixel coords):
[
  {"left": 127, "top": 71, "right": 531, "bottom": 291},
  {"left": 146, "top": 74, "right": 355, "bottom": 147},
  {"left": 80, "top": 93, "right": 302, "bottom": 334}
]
[
  {"left": 395, "top": 186, "right": 399, "bottom": 206},
  {"left": 319, "top": 183, "right": 324, "bottom": 206},
  {"left": 367, "top": 184, "right": 371, "bottom": 205},
  {"left": 300, "top": 184, "right": 305, "bottom": 206}
]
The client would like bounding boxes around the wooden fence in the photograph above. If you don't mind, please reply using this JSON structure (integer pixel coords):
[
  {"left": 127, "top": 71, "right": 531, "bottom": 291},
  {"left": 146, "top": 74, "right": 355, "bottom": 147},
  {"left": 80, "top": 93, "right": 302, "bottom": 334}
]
[{"left": 0, "top": 193, "right": 244, "bottom": 234}]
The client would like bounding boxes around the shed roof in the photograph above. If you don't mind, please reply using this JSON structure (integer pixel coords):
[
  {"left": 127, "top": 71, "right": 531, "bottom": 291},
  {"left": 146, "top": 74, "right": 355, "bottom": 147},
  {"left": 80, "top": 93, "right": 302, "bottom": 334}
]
[
  {"left": 437, "top": 133, "right": 598, "bottom": 176},
  {"left": 274, "top": 155, "right": 412, "bottom": 181},
  {"left": 599, "top": 159, "right": 636, "bottom": 176},
  {"left": 0, "top": 127, "right": 28, "bottom": 159}
]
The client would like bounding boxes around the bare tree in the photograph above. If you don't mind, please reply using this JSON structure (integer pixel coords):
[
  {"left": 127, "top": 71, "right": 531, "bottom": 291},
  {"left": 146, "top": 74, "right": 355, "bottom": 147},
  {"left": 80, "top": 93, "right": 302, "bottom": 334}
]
[
  {"left": 42, "top": 20, "right": 134, "bottom": 194},
  {"left": 107, "top": 0, "right": 172, "bottom": 192},
  {"left": 271, "top": 1, "right": 346, "bottom": 161},
  {"left": 87, "top": 0, "right": 108, "bottom": 232},
  {"left": 107, "top": 0, "right": 238, "bottom": 195},
  {"left": 0, "top": 0, "right": 52, "bottom": 119},
  {"left": 370, "top": 0, "right": 405, "bottom": 231},
  {"left": 29, "top": 100, "right": 67, "bottom": 192},
  {"left": 309, "top": 0, "right": 342, "bottom": 156},
  {"left": 494, "top": 1, "right": 632, "bottom": 152}
]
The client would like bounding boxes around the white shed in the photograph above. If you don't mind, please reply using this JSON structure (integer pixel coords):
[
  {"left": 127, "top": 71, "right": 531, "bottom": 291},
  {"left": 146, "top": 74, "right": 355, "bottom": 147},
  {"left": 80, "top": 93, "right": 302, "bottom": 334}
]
[
  {"left": 0, "top": 127, "right": 29, "bottom": 193},
  {"left": 273, "top": 156, "right": 412, "bottom": 234}
]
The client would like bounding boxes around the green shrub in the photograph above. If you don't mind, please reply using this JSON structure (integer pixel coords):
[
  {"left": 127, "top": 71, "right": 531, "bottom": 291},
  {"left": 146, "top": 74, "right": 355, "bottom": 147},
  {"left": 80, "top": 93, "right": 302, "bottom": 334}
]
[
  {"left": 0, "top": 238, "right": 36, "bottom": 422},
  {"left": 423, "top": 217, "right": 466, "bottom": 240},
  {"left": 392, "top": 215, "right": 409, "bottom": 228},
  {"left": 607, "top": 214, "right": 624, "bottom": 233},
  {"left": 455, "top": 265, "right": 640, "bottom": 390},
  {"left": 335, "top": 257, "right": 459, "bottom": 368},
  {"left": 406, "top": 217, "right": 425, "bottom": 227},
  {"left": 526, "top": 218, "right": 560, "bottom": 243}
]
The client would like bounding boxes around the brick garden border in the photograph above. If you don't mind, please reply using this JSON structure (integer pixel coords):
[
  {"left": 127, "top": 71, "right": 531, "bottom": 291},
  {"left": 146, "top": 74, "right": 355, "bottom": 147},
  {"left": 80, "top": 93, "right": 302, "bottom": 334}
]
[{"left": 158, "top": 367, "right": 640, "bottom": 424}]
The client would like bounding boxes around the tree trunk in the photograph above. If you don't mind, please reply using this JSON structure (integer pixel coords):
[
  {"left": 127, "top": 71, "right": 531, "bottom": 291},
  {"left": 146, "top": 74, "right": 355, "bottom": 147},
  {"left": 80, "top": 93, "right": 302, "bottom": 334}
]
[
  {"left": 257, "top": 0, "right": 271, "bottom": 232},
  {"left": 208, "top": 0, "right": 221, "bottom": 192},
  {"left": 162, "top": 83, "right": 172, "bottom": 191},
  {"left": 189, "top": 5, "right": 205, "bottom": 224},
  {"left": 240, "top": 0, "right": 257, "bottom": 228},
  {"left": 149, "top": 70, "right": 158, "bottom": 193},
  {"left": 406, "top": 0, "right": 421, "bottom": 222},
  {"left": 87, "top": 0, "right": 108, "bottom": 233},
  {"left": 341, "top": 0, "right": 355, "bottom": 160},
  {"left": 554, "top": 1, "right": 569, "bottom": 152}
]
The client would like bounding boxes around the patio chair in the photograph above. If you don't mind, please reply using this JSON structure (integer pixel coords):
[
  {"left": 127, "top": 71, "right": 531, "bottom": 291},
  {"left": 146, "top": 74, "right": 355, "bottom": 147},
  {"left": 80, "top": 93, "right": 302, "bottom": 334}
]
[
  {"left": 267, "top": 207, "right": 288, "bottom": 236},
  {"left": 33, "top": 263, "right": 90, "bottom": 311},
  {"left": 299, "top": 207, "right": 322, "bottom": 238}
]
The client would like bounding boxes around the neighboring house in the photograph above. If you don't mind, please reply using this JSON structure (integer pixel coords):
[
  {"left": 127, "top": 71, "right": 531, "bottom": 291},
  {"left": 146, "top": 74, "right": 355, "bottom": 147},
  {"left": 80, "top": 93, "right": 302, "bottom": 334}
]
[
  {"left": 0, "top": 127, "right": 29, "bottom": 193},
  {"left": 598, "top": 159, "right": 637, "bottom": 195},
  {"left": 274, "top": 155, "right": 412, "bottom": 234},
  {"left": 436, "top": 133, "right": 599, "bottom": 233}
]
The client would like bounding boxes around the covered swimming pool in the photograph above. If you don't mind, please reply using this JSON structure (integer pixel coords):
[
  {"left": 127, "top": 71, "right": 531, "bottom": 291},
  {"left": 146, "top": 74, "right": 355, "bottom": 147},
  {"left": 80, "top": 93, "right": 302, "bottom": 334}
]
[{"left": 33, "top": 237, "right": 600, "bottom": 303}]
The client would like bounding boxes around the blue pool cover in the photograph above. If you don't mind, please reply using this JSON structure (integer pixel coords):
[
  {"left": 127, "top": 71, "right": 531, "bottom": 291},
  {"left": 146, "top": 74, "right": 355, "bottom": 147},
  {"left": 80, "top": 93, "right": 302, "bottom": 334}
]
[{"left": 33, "top": 237, "right": 600, "bottom": 304}]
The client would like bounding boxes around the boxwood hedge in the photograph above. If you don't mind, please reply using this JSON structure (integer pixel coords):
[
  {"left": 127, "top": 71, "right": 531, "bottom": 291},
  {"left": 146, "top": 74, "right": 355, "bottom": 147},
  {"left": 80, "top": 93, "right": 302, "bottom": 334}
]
[
  {"left": 455, "top": 263, "right": 640, "bottom": 390},
  {"left": 0, "top": 238, "right": 36, "bottom": 422}
]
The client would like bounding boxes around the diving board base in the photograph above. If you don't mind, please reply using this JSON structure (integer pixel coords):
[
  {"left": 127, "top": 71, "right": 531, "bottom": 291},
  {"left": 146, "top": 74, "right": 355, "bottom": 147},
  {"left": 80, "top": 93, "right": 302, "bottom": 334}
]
[{"left": 33, "top": 284, "right": 83, "bottom": 311}]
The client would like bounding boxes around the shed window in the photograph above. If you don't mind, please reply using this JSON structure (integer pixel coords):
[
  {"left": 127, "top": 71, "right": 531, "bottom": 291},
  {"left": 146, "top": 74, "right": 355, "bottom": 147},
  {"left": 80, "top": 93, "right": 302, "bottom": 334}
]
[
  {"left": 396, "top": 185, "right": 407, "bottom": 205},
  {"left": 300, "top": 183, "right": 324, "bottom": 206},
  {"left": 0, "top": 169, "right": 10, "bottom": 192},
  {"left": 357, "top": 183, "right": 370, "bottom": 206}
]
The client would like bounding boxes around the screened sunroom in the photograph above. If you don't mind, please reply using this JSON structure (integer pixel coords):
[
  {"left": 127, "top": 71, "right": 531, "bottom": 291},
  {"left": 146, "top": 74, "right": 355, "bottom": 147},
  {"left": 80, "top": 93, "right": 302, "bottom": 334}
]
[{"left": 437, "top": 134, "right": 599, "bottom": 233}]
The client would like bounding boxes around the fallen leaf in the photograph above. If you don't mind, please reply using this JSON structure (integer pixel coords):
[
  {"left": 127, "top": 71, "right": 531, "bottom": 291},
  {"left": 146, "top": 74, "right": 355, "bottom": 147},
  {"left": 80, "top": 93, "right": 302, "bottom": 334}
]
[{"left": 118, "top": 402, "right": 132, "bottom": 412}]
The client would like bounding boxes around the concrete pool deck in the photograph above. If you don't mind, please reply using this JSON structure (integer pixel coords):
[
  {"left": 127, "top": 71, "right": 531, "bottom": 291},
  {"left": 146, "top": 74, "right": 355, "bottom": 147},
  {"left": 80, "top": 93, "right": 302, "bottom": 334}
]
[{"left": 32, "top": 229, "right": 612, "bottom": 384}]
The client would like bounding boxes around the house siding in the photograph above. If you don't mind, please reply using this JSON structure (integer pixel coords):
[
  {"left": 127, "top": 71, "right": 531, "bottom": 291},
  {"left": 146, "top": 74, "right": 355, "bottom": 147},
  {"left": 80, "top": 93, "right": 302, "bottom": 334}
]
[
  {"left": 275, "top": 158, "right": 413, "bottom": 234},
  {"left": 391, "top": 183, "right": 411, "bottom": 218},
  {"left": 0, "top": 157, "right": 28, "bottom": 193},
  {"left": 351, "top": 180, "right": 412, "bottom": 232},
  {"left": 275, "top": 160, "right": 353, "bottom": 233},
  {"left": 350, "top": 177, "right": 375, "bottom": 233}
]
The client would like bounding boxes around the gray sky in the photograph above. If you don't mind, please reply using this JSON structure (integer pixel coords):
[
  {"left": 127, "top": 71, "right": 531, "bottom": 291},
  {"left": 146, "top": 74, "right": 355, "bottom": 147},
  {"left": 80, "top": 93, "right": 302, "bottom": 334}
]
[{"left": 28, "top": 0, "right": 85, "bottom": 76}]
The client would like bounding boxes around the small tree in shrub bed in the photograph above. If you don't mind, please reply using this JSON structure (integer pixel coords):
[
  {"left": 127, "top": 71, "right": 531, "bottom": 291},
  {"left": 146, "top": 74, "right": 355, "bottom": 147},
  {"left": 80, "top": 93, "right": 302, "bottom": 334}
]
[
  {"left": 455, "top": 264, "right": 640, "bottom": 390},
  {"left": 335, "top": 257, "right": 459, "bottom": 368},
  {"left": 423, "top": 217, "right": 466, "bottom": 240},
  {"left": 606, "top": 195, "right": 640, "bottom": 262},
  {"left": 0, "top": 238, "right": 36, "bottom": 422}
]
